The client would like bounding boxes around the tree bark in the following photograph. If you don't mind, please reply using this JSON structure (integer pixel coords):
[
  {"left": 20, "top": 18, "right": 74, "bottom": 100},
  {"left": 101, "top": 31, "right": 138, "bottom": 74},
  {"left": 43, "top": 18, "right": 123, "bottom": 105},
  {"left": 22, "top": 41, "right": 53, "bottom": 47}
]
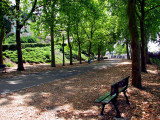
[
  {"left": 88, "top": 28, "right": 93, "bottom": 59},
  {"left": 0, "top": 0, "right": 4, "bottom": 65},
  {"left": 88, "top": 41, "right": 92, "bottom": 59},
  {"left": 67, "top": 26, "right": 72, "bottom": 65},
  {"left": 126, "top": 39, "right": 131, "bottom": 60},
  {"left": 16, "top": 0, "right": 24, "bottom": 71},
  {"left": 51, "top": 25, "right": 55, "bottom": 67},
  {"left": 98, "top": 44, "right": 100, "bottom": 61},
  {"left": 62, "top": 34, "right": 65, "bottom": 66},
  {"left": 140, "top": 0, "right": 147, "bottom": 72},
  {"left": 128, "top": 0, "right": 142, "bottom": 88},
  {"left": 15, "top": 0, "right": 37, "bottom": 71},
  {"left": 76, "top": 25, "right": 82, "bottom": 64},
  {"left": 0, "top": 26, "right": 4, "bottom": 65},
  {"left": 78, "top": 43, "right": 82, "bottom": 64},
  {"left": 16, "top": 23, "right": 24, "bottom": 71}
]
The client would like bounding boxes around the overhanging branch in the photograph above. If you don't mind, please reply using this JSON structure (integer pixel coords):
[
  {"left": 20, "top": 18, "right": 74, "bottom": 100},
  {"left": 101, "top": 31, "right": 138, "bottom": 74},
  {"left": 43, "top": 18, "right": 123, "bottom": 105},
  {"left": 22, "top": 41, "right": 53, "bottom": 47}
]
[
  {"left": 145, "top": 5, "right": 160, "bottom": 14},
  {"left": 22, "top": 0, "right": 37, "bottom": 26}
]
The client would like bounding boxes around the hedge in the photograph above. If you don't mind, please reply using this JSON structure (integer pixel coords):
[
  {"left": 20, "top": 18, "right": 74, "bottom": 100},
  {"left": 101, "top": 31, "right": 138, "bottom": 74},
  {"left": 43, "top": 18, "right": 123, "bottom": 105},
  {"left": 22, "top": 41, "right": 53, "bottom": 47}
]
[{"left": 2, "top": 43, "right": 51, "bottom": 51}]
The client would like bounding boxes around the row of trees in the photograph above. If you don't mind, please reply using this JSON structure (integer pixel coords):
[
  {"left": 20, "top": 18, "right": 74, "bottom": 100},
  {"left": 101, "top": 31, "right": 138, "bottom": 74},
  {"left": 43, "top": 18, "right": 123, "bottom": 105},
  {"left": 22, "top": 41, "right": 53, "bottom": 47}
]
[
  {"left": 109, "top": 0, "right": 160, "bottom": 88},
  {"left": 0, "top": 0, "right": 159, "bottom": 88},
  {"left": 1, "top": 0, "right": 118, "bottom": 68}
]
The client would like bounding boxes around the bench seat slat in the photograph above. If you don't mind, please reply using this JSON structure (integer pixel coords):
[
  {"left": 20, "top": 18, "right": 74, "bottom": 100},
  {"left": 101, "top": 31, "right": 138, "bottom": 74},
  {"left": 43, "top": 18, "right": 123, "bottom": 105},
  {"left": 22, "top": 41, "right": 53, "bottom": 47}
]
[
  {"left": 95, "top": 91, "right": 111, "bottom": 103},
  {"left": 101, "top": 93, "right": 117, "bottom": 103}
]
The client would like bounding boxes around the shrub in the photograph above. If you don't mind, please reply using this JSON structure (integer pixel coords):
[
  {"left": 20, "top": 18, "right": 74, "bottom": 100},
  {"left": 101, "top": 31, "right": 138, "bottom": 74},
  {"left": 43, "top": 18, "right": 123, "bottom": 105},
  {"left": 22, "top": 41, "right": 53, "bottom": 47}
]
[
  {"left": 5, "top": 35, "right": 16, "bottom": 44},
  {"left": 150, "top": 58, "right": 160, "bottom": 66},
  {"left": 2, "top": 43, "right": 50, "bottom": 51},
  {"left": 3, "top": 45, "right": 88, "bottom": 64},
  {"left": 21, "top": 36, "right": 40, "bottom": 43},
  {"left": 4, "top": 35, "right": 40, "bottom": 44},
  {"left": 45, "top": 51, "right": 50, "bottom": 59},
  {"left": 4, "top": 62, "right": 14, "bottom": 67}
]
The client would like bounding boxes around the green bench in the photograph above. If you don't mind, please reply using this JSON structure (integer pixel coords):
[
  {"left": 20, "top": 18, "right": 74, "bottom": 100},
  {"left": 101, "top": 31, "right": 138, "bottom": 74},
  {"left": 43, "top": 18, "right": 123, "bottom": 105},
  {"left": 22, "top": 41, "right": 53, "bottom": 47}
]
[{"left": 95, "top": 76, "right": 130, "bottom": 118}]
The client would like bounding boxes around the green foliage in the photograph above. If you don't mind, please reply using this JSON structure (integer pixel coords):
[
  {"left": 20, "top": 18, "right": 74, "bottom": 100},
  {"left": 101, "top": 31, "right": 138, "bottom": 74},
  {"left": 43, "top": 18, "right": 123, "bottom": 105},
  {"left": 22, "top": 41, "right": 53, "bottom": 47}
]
[
  {"left": 3, "top": 50, "right": 18, "bottom": 63},
  {"left": 3, "top": 61, "right": 14, "bottom": 67},
  {"left": 44, "top": 50, "right": 50, "bottom": 59},
  {"left": 114, "top": 43, "right": 126, "bottom": 55},
  {"left": 3, "top": 45, "right": 88, "bottom": 64},
  {"left": 4, "top": 35, "right": 40, "bottom": 44},
  {"left": 4, "top": 35, "right": 16, "bottom": 44},
  {"left": 81, "top": 54, "right": 88, "bottom": 60},
  {"left": 3, "top": 43, "right": 50, "bottom": 51},
  {"left": 150, "top": 58, "right": 160, "bottom": 68},
  {"left": 21, "top": 36, "right": 40, "bottom": 43},
  {"left": 64, "top": 45, "right": 88, "bottom": 61},
  {"left": 106, "top": 44, "right": 114, "bottom": 53}
]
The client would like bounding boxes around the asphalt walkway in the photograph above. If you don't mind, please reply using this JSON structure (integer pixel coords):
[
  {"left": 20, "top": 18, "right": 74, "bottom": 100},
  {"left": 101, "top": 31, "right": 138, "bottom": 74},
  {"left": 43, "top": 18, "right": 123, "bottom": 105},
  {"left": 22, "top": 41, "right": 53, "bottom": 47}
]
[{"left": 0, "top": 59, "right": 122, "bottom": 94}]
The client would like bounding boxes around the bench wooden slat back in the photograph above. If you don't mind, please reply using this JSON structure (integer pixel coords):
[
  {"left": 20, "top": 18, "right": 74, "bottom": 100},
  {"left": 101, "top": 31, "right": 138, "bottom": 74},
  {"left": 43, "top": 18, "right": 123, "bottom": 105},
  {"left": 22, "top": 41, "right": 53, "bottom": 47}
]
[
  {"left": 111, "top": 83, "right": 119, "bottom": 96},
  {"left": 110, "top": 76, "right": 129, "bottom": 96},
  {"left": 118, "top": 76, "right": 129, "bottom": 90}
]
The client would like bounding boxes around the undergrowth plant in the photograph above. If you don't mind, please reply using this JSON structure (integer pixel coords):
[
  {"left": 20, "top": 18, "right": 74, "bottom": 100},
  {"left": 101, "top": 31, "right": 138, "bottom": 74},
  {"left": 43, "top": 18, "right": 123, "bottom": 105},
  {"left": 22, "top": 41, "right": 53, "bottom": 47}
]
[
  {"left": 3, "top": 45, "right": 88, "bottom": 64},
  {"left": 150, "top": 58, "right": 160, "bottom": 72}
]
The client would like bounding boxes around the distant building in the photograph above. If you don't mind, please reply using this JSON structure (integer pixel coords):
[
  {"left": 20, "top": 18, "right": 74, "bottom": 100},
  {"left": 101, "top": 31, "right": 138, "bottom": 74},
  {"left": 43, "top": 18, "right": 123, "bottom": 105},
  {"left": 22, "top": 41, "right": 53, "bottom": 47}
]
[
  {"left": 8, "top": 20, "right": 32, "bottom": 37},
  {"left": 105, "top": 51, "right": 128, "bottom": 59}
]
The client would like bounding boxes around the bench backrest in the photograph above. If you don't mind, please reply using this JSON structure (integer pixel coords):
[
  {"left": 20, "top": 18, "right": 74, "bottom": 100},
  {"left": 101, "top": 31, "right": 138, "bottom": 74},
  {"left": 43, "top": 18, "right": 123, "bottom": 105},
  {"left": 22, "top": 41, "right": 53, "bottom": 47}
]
[
  {"left": 110, "top": 76, "right": 129, "bottom": 96},
  {"left": 118, "top": 76, "right": 129, "bottom": 90},
  {"left": 111, "top": 83, "right": 119, "bottom": 96}
]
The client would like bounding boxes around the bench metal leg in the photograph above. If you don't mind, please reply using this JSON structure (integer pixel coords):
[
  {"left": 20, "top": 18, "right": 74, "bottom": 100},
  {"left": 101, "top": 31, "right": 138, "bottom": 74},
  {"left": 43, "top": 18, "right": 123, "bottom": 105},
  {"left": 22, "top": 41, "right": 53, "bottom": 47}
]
[
  {"left": 100, "top": 104, "right": 106, "bottom": 115},
  {"left": 123, "top": 91, "right": 130, "bottom": 105},
  {"left": 112, "top": 100, "right": 121, "bottom": 118}
]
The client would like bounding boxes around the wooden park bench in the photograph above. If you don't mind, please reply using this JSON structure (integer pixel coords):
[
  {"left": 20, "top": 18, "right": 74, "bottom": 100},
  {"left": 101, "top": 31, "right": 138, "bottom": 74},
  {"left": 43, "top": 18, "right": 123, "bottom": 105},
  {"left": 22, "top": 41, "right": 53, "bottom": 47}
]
[
  {"left": 95, "top": 76, "right": 130, "bottom": 118},
  {"left": 0, "top": 64, "right": 6, "bottom": 73}
]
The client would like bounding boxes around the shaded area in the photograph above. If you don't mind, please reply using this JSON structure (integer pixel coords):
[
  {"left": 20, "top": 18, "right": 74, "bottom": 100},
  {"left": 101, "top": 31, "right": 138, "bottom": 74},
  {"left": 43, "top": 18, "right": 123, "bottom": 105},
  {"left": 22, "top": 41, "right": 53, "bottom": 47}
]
[
  {"left": 0, "top": 61, "right": 159, "bottom": 119},
  {"left": 0, "top": 59, "right": 121, "bottom": 94}
]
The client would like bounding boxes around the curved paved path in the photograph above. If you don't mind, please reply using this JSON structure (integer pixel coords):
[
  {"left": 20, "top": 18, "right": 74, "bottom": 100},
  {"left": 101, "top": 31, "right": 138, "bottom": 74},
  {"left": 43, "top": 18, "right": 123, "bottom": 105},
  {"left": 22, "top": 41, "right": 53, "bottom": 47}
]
[{"left": 0, "top": 59, "right": 122, "bottom": 94}]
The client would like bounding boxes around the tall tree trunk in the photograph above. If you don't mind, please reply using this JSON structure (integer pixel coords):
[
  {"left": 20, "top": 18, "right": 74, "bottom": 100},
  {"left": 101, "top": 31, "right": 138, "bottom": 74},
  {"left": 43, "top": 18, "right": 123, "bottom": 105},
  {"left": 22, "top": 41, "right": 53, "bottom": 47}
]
[
  {"left": 51, "top": 25, "right": 55, "bottom": 67},
  {"left": 15, "top": 0, "right": 36, "bottom": 71},
  {"left": 16, "top": 24, "right": 24, "bottom": 71},
  {"left": 16, "top": 0, "right": 24, "bottom": 71},
  {"left": 88, "top": 28, "right": 93, "bottom": 59},
  {"left": 76, "top": 25, "right": 82, "bottom": 64},
  {"left": 0, "top": 1, "right": 4, "bottom": 65},
  {"left": 126, "top": 39, "right": 131, "bottom": 60},
  {"left": 0, "top": 26, "right": 4, "bottom": 65},
  {"left": 67, "top": 27, "right": 72, "bottom": 65},
  {"left": 140, "top": 0, "right": 147, "bottom": 72},
  {"left": 128, "top": 0, "right": 142, "bottom": 88},
  {"left": 62, "top": 34, "right": 65, "bottom": 66},
  {"left": 88, "top": 41, "right": 92, "bottom": 59},
  {"left": 98, "top": 44, "right": 100, "bottom": 61},
  {"left": 78, "top": 43, "right": 82, "bottom": 64}
]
